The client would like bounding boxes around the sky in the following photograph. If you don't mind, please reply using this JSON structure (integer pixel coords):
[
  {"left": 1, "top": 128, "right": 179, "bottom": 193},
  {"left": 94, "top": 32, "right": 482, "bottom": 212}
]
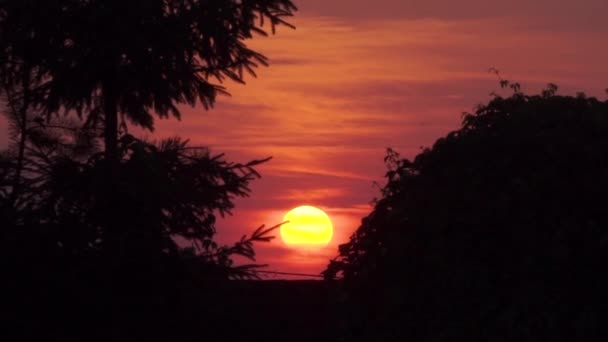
[{"left": 2, "top": 0, "right": 608, "bottom": 278}]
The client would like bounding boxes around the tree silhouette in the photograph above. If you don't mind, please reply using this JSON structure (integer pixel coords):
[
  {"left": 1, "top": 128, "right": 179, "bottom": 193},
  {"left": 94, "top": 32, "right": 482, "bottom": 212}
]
[
  {"left": 325, "top": 84, "right": 608, "bottom": 341},
  {"left": 0, "top": 124, "right": 280, "bottom": 340},
  {"left": 0, "top": 3, "right": 297, "bottom": 339},
  {"left": 1, "top": 111, "right": 276, "bottom": 271},
  {"left": 0, "top": 0, "right": 296, "bottom": 264},
  {"left": 0, "top": 0, "right": 296, "bottom": 162}
]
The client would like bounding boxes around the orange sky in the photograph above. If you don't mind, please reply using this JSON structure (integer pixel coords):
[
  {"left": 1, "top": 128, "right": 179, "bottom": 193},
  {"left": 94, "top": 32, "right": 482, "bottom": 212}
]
[{"left": 1, "top": 0, "right": 607, "bottom": 278}]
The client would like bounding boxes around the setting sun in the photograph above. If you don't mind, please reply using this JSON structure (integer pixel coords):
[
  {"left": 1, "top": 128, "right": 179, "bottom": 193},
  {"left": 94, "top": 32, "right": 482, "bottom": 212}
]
[{"left": 281, "top": 206, "right": 333, "bottom": 246}]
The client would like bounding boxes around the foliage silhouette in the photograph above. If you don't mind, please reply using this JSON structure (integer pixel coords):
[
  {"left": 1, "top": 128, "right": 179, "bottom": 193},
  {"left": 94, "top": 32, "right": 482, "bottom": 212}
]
[
  {"left": 325, "top": 84, "right": 608, "bottom": 341},
  {"left": 0, "top": 125, "right": 281, "bottom": 340},
  {"left": 0, "top": 0, "right": 296, "bottom": 160},
  {"left": 0, "top": 2, "right": 300, "bottom": 341},
  {"left": 0, "top": 0, "right": 296, "bottom": 266},
  {"left": 0, "top": 113, "right": 276, "bottom": 273}
]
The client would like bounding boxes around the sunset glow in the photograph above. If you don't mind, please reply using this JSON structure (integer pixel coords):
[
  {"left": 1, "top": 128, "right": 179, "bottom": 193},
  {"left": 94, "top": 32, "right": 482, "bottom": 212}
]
[
  {"left": 4, "top": 1, "right": 608, "bottom": 340},
  {"left": 281, "top": 206, "right": 333, "bottom": 246},
  {"left": 1, "top": 0, "right": 607, "bottom": 278}
]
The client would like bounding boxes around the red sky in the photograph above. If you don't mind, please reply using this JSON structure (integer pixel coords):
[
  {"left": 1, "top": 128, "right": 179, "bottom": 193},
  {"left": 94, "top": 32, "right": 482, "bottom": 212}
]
[{"left": 2, "top": 0, "right": 607, "bottom": 278}]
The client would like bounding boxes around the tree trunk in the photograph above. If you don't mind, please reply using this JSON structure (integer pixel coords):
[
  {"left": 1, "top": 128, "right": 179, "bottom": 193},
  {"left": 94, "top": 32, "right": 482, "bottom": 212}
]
[
  {"left": 7, "top": 69, "right": 31, "bottom": 205},
  {"left": 103, "top": 83, "right": 118, "bottom": 164},
  {"left": 101, "top": 81, "right": 122, "bottom": 257}
]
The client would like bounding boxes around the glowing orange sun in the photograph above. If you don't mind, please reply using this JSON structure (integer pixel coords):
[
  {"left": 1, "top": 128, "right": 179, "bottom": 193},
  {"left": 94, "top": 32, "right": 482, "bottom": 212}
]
[{"left": 280, "top": 206, "right": 333, "bottom": 246}]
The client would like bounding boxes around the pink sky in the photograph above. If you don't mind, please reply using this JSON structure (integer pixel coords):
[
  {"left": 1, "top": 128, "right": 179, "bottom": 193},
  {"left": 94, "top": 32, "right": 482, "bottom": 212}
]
[{"left": 1, "top": 0, "right": 607, "bottom": 278}]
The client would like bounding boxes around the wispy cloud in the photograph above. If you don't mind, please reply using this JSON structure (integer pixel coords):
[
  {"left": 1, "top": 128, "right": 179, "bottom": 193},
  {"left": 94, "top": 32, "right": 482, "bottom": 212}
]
[{"left": 276, "top": 187, "right": 350, "bottom": 201}]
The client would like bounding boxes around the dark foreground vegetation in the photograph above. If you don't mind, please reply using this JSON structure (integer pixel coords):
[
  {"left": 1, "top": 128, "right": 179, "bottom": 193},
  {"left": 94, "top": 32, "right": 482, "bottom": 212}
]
[
  {"left": 325, "top": 83, "right": 608, "bottom": 341},
  {"left": 0, "top": 1, "right": 302, "bottom": 341},
  {"left": 2, "top": 1, "right": 608, "bottom": 341},
  {"left": 4, "top": 81, "right": 607, "bottom": 341}
]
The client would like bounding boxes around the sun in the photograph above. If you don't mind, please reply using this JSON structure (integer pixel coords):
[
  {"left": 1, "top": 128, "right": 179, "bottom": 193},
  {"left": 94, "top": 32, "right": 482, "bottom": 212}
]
[{"left": 280, "top": 206, "right": 333, "bottom": 246}]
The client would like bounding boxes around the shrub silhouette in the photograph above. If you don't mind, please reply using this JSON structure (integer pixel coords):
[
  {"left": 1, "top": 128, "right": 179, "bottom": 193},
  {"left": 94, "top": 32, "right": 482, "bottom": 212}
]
[{"left": 325, "top": 85, "right": 608, "bottom": 341}]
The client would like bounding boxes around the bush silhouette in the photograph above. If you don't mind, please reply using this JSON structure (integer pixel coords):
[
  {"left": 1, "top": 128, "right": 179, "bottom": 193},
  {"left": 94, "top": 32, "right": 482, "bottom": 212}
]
[{"left": 325, "top": 85, "right": 608, "bottom": 341}]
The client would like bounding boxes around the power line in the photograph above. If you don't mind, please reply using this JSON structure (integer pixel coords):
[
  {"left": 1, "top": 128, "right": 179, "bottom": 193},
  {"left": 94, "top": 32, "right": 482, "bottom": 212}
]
[{"left": 256, "top": 270, "right": 324, "bottom": 278}]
